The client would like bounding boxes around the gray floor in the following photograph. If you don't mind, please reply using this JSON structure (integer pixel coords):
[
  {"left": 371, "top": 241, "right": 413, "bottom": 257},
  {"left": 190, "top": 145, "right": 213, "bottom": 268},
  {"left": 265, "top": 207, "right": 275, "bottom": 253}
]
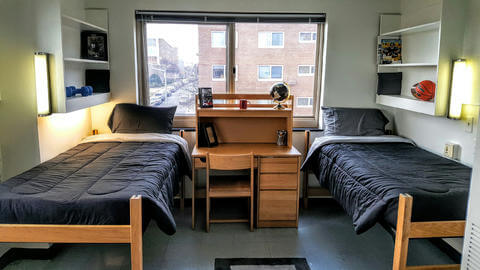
[{"left": 4, "top": 199, "right": 455, "bottom": 270}]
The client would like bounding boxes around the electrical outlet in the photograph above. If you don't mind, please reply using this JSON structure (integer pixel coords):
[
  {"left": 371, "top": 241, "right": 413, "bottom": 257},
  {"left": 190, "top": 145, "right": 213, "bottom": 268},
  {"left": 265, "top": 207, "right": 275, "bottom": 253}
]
[
  {"left": 465, "top": 117, "right": 474, "bottom": 133},
  {"left": 444, "top": 143, "right": 460, "bottom": 159}
]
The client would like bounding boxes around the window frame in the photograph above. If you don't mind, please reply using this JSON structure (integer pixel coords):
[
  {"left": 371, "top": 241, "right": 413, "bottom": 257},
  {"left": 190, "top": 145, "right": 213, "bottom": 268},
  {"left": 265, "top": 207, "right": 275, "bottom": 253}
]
[
  {"left": 257, "top": 65, "right": 284, "bottom": 81},
  {"left": 298, "top": 65, "right": 315, "bottom": 76},
  {"left": 296, "top": 96, "right": 314, "bottom": 107},
  {"left": 258, "top": 31, "right": 285, "bottom": 48},
  {"left": 212, "top": 65, "right": 226, "bottom": 81},
  {"left": 298, "top": 31, "right": 316, "bottom": 43},
  {"left": 137, "top": 18, "right": 324, "bottom": 128},
  {"left": 211, "top": 31, "right": 226, "bottom": 48}
]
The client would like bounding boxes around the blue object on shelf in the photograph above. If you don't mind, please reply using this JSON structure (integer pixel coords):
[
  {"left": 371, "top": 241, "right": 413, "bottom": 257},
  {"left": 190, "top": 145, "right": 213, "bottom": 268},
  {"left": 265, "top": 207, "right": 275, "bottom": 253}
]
[{"left": 66, "top": 86, "right": 93, "bottom": 97}]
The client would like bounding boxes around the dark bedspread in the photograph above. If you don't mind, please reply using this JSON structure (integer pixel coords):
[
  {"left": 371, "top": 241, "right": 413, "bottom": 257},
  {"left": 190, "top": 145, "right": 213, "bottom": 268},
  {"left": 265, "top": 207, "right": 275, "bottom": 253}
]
[
  {"left": 0, "top": 141, "right": 188, "bottom": 235},
  {"left": 305, "top": 142, "right": 471, "bottom": 234}
]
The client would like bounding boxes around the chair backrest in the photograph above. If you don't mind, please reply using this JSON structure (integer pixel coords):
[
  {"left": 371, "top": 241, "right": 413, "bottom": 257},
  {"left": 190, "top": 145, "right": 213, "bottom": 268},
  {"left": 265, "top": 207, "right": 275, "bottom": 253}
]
[{"left": 207, "top": 153, "right": 254, "bottom": 171}]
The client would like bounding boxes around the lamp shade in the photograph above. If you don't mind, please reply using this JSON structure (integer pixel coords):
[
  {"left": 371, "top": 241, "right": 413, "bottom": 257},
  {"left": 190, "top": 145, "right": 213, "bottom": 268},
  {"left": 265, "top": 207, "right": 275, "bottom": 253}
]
[
  {"left": 34, "top": 52, "right": 51, "bottom": 116},
  {"left": 449, "top": 59, "right": 468, "bottom": 119}
]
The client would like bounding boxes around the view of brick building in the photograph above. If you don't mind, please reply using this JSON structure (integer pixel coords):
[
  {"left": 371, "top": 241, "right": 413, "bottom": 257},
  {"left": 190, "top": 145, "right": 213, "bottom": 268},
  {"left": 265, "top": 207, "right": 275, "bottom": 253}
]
[
  {"left": 198, "top": 23, "right": 317, "bottom": 116},
  {"left": 145, "top": 23, "right": 318, "bottom": 116}
]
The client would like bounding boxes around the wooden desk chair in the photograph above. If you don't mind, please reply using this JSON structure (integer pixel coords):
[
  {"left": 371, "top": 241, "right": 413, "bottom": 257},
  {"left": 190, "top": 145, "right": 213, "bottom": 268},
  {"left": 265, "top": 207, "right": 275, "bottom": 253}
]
[{"left": 206, "top": 153, "right": 254, "bottom": 232}]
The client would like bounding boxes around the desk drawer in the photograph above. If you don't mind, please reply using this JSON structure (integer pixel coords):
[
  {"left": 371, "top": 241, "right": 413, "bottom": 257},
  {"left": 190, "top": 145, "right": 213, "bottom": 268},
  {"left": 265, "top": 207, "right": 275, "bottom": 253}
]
[
  {"left": 260, "top": 158, "right": 297, "bottom": 173},
  {"left": 260, "top": 174, "right": 297, "bottom": 190},
  {"left": 259, "top": 190, "right": 297, "bottom": 221}
]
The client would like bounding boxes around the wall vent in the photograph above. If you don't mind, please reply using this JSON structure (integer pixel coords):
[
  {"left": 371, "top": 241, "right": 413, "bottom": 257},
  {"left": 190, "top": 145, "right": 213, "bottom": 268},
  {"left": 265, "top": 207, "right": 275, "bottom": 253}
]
[{"left": 465, "top": 222, "right": 480, "bottom": 270}]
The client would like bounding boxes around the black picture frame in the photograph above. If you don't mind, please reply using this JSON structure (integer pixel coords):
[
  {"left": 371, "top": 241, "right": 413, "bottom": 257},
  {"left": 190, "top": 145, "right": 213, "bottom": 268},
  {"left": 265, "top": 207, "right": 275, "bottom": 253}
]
[
  {"left": 201, "top": 122, "right": 218, "bottom": 147},
  {"left": 198, "top": 87, "right": 213, "bottom": 108},
  {"left": 81, "top": 31, "right": 108, "bottom": 61}
]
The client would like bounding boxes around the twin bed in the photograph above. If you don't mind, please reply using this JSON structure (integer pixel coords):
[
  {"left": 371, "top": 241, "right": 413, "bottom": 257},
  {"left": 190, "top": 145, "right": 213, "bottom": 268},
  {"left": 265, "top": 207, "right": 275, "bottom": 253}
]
[
  {"left": 302, "top": 107, "right": 472, "bottom": 270},
  {"left": 0, "top": 104, "right": 190, "bottom": 270}
]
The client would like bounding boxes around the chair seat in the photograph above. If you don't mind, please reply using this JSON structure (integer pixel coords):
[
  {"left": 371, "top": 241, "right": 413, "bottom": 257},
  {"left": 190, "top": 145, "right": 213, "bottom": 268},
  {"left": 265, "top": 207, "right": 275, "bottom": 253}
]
[{"left": 209, "top": 177, "right": 251, "bottom": 198}]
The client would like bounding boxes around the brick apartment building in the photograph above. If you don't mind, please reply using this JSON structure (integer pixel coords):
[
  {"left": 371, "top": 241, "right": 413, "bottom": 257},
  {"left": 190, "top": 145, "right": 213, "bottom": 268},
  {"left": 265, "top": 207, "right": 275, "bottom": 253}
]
[{"left": 198, "top": 23, "right": 318, "bottom": 116}]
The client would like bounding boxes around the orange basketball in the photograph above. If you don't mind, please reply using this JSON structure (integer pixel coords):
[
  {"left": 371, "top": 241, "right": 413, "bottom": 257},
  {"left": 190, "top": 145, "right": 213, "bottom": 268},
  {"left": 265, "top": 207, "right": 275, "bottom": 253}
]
[{"left": 411, "top": 80, "right": 436, "bottom": 101}]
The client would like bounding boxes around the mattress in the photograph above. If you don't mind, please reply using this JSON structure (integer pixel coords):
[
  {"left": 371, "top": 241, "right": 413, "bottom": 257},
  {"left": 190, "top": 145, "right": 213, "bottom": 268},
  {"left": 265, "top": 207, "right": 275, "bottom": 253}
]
[
  {"left": 302, "top": 136, "right": 472, "bottom": 234},
  {"left": 0, "top": 134, "right": 191, "bottom": 235}
]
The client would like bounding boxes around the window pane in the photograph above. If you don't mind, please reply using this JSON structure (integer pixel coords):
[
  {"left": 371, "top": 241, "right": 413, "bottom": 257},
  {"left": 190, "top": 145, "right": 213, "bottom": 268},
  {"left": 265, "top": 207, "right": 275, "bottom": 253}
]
[
  {"left": 212, "top": 65, "right": 225, "bottom": 80},
  {"left": 271, "top": 33, "right": 283, "bottom": 46},
  {"left": 211, "top": 31, "right": 225, "bottom": 48},
  {"left": 235, "top": 23, "right": 318, "bottom": 117},
  {"left": 258, "top": 66, "right": 270, "bottom": 79},
  {"left": 312, "top": 32, "right": 317, "bottom": 41},
  {"left": 298, "top": 65, "right": 310, "bottom": 74},
  {"left": 299, "top": 32, "right": 310, "bottom": 41},
  {"left": 145, "top": 23, "right": 227, "bottom": 115},
  {"left": 271, "top": 66, "right": 282, "bottom": 79}
]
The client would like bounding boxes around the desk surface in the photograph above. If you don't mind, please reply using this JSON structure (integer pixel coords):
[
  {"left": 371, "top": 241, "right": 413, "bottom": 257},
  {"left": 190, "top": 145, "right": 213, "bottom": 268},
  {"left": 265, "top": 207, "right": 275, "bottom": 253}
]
[{"left": 192, "top": 143, "right": 301, "bottom": 157}]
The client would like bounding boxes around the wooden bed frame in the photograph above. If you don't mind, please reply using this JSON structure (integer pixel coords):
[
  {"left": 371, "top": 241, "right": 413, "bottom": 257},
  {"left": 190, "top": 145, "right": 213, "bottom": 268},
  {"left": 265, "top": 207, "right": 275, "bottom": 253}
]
[
  {"left": 0, "top": 195, "right": 144, "bottom": 270},
  {"left": 302, "top": 130, "right": 466, "bottom": 270},
  {"left": 0, "top": 130, "right": 189, "bottom": 270}
]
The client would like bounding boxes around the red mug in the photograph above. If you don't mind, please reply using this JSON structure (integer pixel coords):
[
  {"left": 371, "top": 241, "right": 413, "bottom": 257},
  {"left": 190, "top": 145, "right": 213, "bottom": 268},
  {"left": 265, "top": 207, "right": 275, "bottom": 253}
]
[{"left": 239, "top": 99, "right": 248, "bottom": 109}]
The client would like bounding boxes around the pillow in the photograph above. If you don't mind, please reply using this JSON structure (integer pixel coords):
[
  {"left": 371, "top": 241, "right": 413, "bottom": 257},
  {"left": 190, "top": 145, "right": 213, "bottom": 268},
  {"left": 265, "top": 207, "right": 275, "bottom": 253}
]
[
  {"left": 322, "top": 107, "right": 388, "bottom": 136},
  {"left": 108, "top": 103, "right": 176, "bottom": 134}
]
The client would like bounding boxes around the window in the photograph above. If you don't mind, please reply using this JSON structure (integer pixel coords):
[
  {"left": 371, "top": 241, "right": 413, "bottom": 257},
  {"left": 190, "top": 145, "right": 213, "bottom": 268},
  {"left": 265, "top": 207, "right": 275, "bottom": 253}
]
[
  {"left": 212, "top": 65, "right": 225, "bottom": 80},
  {"left": 298, "top": 65, "right": 315, "bottom": 76},
  {"left": 297, "top": 97, "right": 314, "bottom": 107},
  {"left": 211, "top": 31, "right": 226, "bottom": 48},
  {"left": 258, "top": 65, "right": 283, "bottom": 80},
  {"left": 299, "top": 32, "right": 316, "bottom": 43},
  {"left": 137, "top": 12, "right": 325, "bottom": 126},
  {"left": 258, "top": 32, "right": 284, "bottom": 48}
]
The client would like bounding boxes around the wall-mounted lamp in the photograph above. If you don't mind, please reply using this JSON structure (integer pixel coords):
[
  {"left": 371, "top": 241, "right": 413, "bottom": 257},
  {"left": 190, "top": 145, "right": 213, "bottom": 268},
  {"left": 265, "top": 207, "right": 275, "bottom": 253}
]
[
  {"left": 34, "top": 52, "right": 52, "bottom": 116},
  {"left": 449, "top": 59, "right": 468, "bottom": 119}
]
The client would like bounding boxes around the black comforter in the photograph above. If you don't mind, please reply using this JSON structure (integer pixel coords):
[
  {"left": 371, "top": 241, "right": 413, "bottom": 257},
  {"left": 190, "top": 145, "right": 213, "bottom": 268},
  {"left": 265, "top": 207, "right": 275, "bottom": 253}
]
[
  {"left": 304, "top": 142, "right": 471, "bottom": 234},
  {"left": 0, "top": 141, "right": 189, "bottom": 235}
]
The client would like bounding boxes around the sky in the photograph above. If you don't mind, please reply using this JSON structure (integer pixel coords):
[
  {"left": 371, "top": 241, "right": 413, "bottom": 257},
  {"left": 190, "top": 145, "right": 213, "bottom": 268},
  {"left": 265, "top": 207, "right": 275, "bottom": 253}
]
[{"left": 146, "top": 23, "right": 199, "bottom": 66}]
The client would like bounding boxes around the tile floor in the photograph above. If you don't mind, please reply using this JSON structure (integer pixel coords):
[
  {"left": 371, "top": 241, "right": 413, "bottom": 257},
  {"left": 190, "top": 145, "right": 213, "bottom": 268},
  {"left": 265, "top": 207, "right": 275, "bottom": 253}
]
[{"left": 3, "top": 199, "right": 455, "bottom": 270}]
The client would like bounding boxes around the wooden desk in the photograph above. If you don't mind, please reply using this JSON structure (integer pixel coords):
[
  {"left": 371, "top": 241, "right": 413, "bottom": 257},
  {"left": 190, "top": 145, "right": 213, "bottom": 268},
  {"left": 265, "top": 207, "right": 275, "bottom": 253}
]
[{"left": 191, "top": 143, "right": 301, "bottom": 229}]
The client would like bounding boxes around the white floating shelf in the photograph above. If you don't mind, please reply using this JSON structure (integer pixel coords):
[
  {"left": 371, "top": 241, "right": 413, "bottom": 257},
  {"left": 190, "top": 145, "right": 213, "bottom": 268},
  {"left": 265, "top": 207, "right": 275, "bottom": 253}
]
[
  {"left": 376, "top": 94, "right": 436, "bottom": 115},
  {"left": 66, "top": 92, "right": 111, "bottom": 113},
  {"left": 62, "top": 14, "right": 108, "bottom": 32},
  {"left": 378, "top": 63, "right": 437, "bottom": 67},
  {"left": 64, "top": 57, "right": 109, "bottom": 65},
  {"left": 380, "top": 21, "right": 440, "bottom": 36}
]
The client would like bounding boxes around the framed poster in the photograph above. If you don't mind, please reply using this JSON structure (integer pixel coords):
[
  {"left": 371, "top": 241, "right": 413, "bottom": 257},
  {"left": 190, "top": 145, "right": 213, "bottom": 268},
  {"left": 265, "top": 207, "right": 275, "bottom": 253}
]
[
  {"left": 377, "top": 36, "right": 402, "bottom": 64},
  {"left": 198, "top": 87, "right": 213, "bottom": 108},
  {"left": 81, "top": 31, "right": 108, "bottom": 61}
]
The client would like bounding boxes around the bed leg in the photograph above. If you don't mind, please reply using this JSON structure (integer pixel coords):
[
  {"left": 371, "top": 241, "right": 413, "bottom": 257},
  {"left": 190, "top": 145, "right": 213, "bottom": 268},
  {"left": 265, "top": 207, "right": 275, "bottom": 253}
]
[
  {"left": 180, "top": 129, "right": 185, "bottom": 211},
  {"left": 392, "top": 194, "right": 412, "bottom": 270},
  {"left": 303, "top": 130, "right": 310, "bottom": 209},
  {"left": 130, "top": 195, "right": 143, "bottom": 270},
  {"left": 180, "top": 175, "right": 185, "bottom": 211}
]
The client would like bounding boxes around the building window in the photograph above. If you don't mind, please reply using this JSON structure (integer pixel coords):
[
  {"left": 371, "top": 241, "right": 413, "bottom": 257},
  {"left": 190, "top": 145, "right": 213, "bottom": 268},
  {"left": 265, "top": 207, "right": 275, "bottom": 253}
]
[
  {"left": 212, "top": 65, "right": 226, "bottom": 80},
  {"left": 258, "top": 32, "right": 284, "bottom": 48},
  {"left": 297, "top": 97, "right": 314, "bottom": 107},
  {"left": 298, "top": 65, "right": 315, "bottom": 76},
  {"left": 211, "top": 31, "right": 226, "bottom": 48},
  {"left": 138, "top": 13, "right": 325, "bottom": 126},
  {"left": 258, "top": 65, "right": 283, "bottom": 80},
  {"left": 299, "top": 32, "right": 316, "bottom": 43}
]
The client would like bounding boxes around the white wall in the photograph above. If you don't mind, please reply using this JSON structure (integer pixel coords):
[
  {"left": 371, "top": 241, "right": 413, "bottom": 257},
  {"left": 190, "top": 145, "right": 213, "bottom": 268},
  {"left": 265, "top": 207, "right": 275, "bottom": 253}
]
[
  {"left": 392, "top": 0, "right": 479, "bottom": 165},
  {"left": 0, "top": 0, "right": 92, "bottom": 180},
  {"left": 0, "top": 0, "right": 41, "bottom": 180}
]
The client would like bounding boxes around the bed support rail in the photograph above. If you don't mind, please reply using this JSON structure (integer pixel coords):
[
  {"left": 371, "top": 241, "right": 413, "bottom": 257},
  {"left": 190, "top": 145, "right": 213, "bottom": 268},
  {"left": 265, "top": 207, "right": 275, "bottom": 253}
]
[
  {"left": 179, "top": 129, "right": 185, "bottom": 211},
  {"left": 393, "top": 194, "right": 465, "bottom": 270},
  {"left": 303, "top": 130, "right": 311, "bottom": 209},
  {"left": 0, "top": 195, "right": 144, "bottom": 270}
]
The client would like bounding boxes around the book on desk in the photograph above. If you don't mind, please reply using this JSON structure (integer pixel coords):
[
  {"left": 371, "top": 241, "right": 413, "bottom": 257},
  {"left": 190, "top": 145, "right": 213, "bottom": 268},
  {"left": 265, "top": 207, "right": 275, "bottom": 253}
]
[{"left": 191, "top": 94, "right": 301, "bottom": 229}]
